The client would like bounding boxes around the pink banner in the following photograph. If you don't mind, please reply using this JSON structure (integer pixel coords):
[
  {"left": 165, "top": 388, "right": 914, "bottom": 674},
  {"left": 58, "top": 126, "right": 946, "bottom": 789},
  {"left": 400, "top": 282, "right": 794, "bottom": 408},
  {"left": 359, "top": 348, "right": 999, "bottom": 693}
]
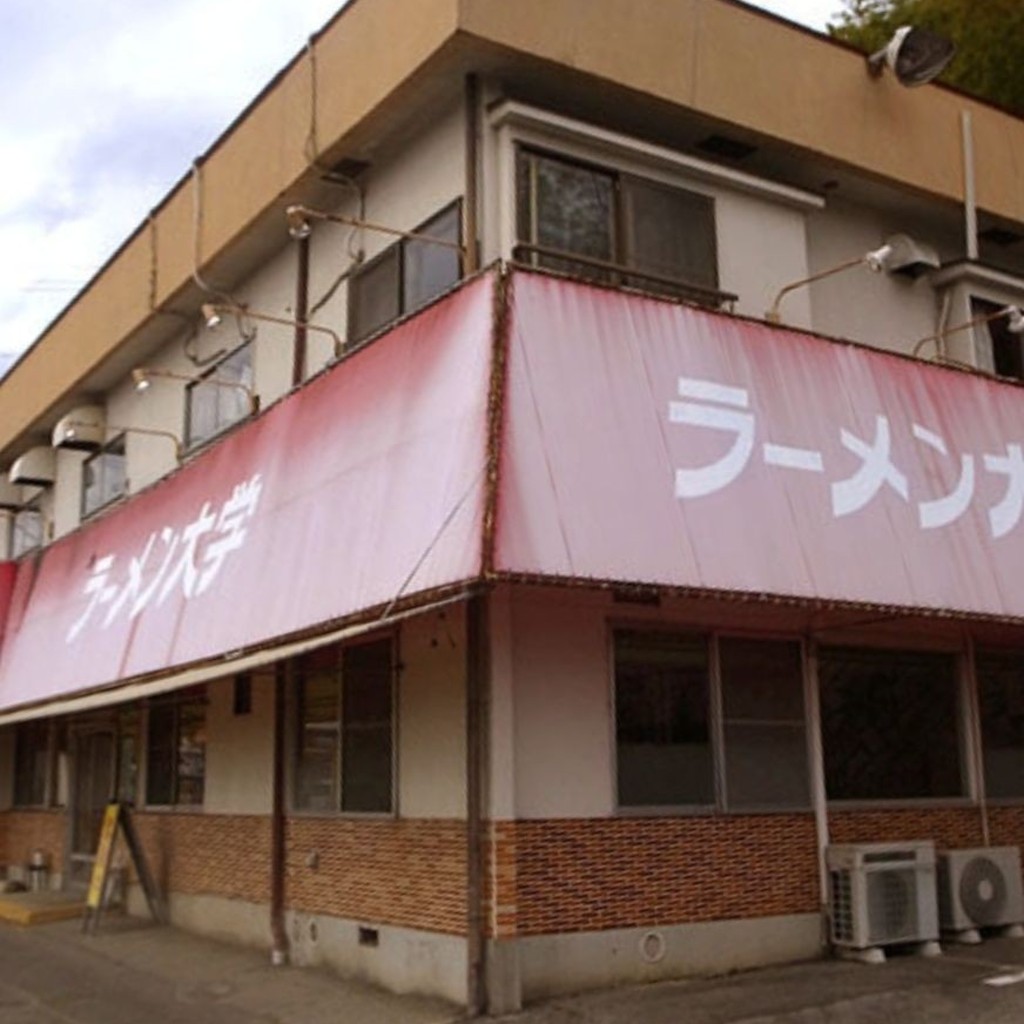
[
  {"left": 0, "top": 275, "right": 494, "bottom": 711},
  {"left": 497, "top": 272, "right": 1024, "bottom": 619}
]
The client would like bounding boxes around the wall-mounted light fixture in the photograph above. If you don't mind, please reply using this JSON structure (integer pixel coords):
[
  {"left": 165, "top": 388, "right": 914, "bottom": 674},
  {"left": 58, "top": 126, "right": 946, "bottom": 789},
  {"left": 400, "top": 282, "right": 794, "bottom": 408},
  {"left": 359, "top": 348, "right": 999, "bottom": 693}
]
[
  {"left": 200, "top": 302, "right": 343, "bottom": 359},
  {"left": 766, "top": 244, "right": 896, "bottom": 324},
  {"left": 284, "top": 204, "right": 467, "bottom": 257},
  {"left": 911, "top": 306, "right": 1024, "bottom": 360},
  {"left": 132, "top": 366, "right": 260, "bottom": 414},
  {"left": 58, "top": 422, "right": 183, "bottom": 464},
  {"left": 867, "top": 26, "right": 956, "bottom": 87}
]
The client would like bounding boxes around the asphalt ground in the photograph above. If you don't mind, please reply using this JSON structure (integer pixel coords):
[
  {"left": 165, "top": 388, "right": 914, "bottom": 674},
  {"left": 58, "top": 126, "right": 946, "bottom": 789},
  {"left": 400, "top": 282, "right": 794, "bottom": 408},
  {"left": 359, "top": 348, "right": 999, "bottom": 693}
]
[{"left": 4, "top": 916, "right": 1024, "bottom": 1022}]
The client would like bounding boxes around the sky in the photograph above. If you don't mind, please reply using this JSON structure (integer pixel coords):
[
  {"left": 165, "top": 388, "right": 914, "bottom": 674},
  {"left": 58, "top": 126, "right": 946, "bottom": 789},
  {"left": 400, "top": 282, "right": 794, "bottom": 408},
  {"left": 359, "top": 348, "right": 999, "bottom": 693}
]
[{"left": 0, "top": 0, "right": 845, "bottom": 369}]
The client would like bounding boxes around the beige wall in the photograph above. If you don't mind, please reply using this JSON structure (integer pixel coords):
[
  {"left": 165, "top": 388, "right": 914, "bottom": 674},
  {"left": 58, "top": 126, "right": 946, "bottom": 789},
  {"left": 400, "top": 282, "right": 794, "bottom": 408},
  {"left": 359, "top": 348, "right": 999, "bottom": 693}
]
[
  {"left": 204, "top": 672, "right": 275, "bottom": 816},
  {"left": 398, "top": 608, "right": 467, "bottom": 819},
  {"left": 507, "top": 588, "right": 614, "bottom": 820}
]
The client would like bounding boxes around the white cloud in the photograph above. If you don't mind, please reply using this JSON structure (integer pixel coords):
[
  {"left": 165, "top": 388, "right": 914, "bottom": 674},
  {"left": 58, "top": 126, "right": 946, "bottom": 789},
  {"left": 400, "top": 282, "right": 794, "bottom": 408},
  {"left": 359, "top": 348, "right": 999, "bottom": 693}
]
[{"left": 0, "top": 0, "right": 846, "bottom": 363}]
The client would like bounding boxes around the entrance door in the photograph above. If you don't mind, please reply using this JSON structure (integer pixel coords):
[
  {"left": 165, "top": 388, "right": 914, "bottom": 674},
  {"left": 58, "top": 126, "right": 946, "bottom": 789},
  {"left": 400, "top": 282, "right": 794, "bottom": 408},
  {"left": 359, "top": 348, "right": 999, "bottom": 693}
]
[{"left": 68, "top": 727, "right": 116, "bottom": 889}]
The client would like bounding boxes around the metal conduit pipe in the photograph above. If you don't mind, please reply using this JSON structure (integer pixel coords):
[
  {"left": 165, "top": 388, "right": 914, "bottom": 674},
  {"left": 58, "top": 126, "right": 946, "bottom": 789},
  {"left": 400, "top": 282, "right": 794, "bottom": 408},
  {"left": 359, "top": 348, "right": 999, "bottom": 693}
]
[{"left": 270, "top": 662, "right": 290, "bottom": 966}]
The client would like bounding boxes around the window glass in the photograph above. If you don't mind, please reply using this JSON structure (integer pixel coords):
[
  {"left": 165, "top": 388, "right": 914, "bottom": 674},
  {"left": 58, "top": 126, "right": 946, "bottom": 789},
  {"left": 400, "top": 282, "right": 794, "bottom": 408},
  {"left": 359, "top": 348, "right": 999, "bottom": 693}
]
[
  {"left": 11, "top": 508, "right": 43, "bottom": 558},
  {"left": 976, "top": 649, "right": 1024, "bottom": 799},
  {"left": 516, "top": 148, "right": 719, "bottom": 302},
  {"left": 186, "top": 342, "right": 254, "bottom": 448},
  {"left": 622, "top": 176, "right": 718, "bottom": 292},
  {"left": 720, "top": 638, "right": 808, "bottom": 809},
  {"left": 13, "top": 721, "right": 49, "bottom": 807},
  {"left": 296, "top": 672, "right": 339, "bottom": 812},
  {"left": 972, "top": 297, "right": 1024, "bottom": 380},
  {"left": 403, "top": 204, "right": 462, "bottom": 312},
  {"left": 615, "top": 630, "right": 712, "bottom": 807},
  {"left": 82, "top": 435, "right": 127, "bottom": 518},
  {"left": 819, "top": 647, "right": 963, "bottom": 801},
  {"left": 294, "top": 638, "right": 394, "bottom": 813},
  {"left": 350, "top": 247, "right": 401, "bottom": 343},
  {"left": 517, "top": 150, "right": 615, "bottom": 281},
  {"left": 145, "top": 693, "right": 206, "bottom": 806},
  {"left": 341, "top": 640, "right": 393, "bottom": 813}
]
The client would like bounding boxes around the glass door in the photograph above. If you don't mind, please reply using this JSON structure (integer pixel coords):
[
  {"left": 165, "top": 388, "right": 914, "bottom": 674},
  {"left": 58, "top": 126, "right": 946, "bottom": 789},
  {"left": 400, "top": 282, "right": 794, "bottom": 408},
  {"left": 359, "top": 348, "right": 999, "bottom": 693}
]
[{"left": 67, "top": 727, "right": 116, "bottom": 890}]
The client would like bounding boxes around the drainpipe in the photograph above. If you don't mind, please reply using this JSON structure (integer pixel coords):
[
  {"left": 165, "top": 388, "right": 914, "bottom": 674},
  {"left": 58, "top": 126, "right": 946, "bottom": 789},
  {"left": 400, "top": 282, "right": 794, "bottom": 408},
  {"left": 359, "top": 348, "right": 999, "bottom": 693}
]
[
  {"left": 961, "top": 110, "right": 978, "bottom": 262},
  {"left": 466, "top": 593, "right": 488, "bottom": 1015},
  {"left": 804, "top": 639, "right": 831, "bottom": 946},
  {"left": 464, "top": 73, "right": 480, "bottom": 274},
  {"left": 270, "top": 662, "right": 290, "bottom": 965},
  {"left": 293, "top": 236, "right": 311, "bottom": 386}
]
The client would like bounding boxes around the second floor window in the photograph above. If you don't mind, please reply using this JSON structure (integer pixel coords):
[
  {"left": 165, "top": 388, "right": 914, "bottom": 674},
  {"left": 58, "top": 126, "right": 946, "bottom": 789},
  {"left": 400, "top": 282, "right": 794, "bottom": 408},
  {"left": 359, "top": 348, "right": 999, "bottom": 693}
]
[
  {"left": 186, "top": 341, "right": 254, "bottom": 449},
  {"left": 516, "top": 148, "right": 720, "bottom": 305},
  {"left": 348, "top": 202, "right": 463, "bottom": 345},
  {"left": 82, "top": 434, "right": 127, "bottom": 518},
  {"left": 11, "top": 506, "right": 43, "bottom": 558}
]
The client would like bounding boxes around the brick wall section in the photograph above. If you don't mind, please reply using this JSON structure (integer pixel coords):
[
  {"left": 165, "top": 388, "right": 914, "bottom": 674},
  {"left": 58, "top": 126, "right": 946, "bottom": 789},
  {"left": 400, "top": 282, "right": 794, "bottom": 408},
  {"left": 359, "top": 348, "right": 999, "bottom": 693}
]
[
  {"left": 486, "top": 821, "right": 518, "bottom": 938},
  {"left": 828, "top": 807, "right": 984, "bottom": 849},
  {"left": 0, "top": 811, "right": 66, "bottom": 874},
  {"left": 286, "top": 818, "right": 467, "bottom": 935},
  {"left": 132, "top": 813, "right": 271, "bottom": 904},
  {"left": 498, "top": 815, "right": 819, "bottom": 937},
  {"left": 982, "top": 806, "right": 1024, "bottom": 853}
]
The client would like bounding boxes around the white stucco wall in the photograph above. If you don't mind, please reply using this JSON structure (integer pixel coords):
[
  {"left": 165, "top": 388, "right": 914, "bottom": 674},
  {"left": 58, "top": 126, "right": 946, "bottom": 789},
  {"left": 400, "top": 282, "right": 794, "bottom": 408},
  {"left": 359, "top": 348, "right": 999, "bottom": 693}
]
[
  {"left": 398, "top": 607, "right": 467, "bottom": 819},
  {"left": 804, "top": 196, "right": 961, "bottom": 353}
]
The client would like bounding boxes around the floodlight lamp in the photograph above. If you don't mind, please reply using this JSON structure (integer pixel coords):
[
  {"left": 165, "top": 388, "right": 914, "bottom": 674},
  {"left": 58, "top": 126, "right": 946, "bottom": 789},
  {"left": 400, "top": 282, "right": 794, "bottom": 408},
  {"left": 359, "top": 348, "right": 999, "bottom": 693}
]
[
  {"left": 864, "top": 244, "right": 894, "bottom": 273},
  {"left": 1006, "top": 306, "right": 1024, "bottom": 334},
  {"left": 201, "top": 303, "right": 223, "bottom": 329},
  {"left": 131, "top": 368, "right": 151, "bottom": 392},
  {"left": 867, "top": 25, "right": 955, "bottom": 87},
  {"left": 286, "top": 205, "right": 312, "bottom": 240}
]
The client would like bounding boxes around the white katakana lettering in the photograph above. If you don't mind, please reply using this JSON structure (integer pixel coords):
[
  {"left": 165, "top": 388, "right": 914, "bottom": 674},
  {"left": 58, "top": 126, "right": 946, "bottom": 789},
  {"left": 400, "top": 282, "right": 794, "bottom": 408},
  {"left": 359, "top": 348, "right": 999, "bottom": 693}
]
[
  {"left": 984, "top": 443, "right": 1024, "bottom": 539},
  {"left": 66, "top": 555, "right": 118, "bottom": 642},
  {"left": 670, "top": 378, "right": 755, "bottom": 498},
  {"left": 831, "top": 415, "right": 909, "bottom": 518},
  {"left": 157, "top": 503, "right": 217, "bottom": 603},
  {"left": 196, "top": 474, "right": 263, "bottom": 595},
  {"left": 912, "top": 424, "right": 976, "bottom": 530},
  {"left": 763, "top": 443, "right": 825, "bottom": 473}
]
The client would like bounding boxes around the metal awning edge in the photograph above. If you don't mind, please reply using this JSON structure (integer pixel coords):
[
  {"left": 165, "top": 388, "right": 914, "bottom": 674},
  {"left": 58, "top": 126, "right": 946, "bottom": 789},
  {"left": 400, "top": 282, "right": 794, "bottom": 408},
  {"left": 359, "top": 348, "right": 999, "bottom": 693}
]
[{"left": 0, "top": 591, "right": 472, "bottom": 727}]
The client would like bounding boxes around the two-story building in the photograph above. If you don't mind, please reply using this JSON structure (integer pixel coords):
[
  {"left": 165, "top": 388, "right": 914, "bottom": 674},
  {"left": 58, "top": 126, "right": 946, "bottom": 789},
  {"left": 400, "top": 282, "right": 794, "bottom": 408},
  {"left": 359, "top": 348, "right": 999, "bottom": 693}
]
[{"left": 2, "top": 0, "right": 1024, "bottom": 1014}]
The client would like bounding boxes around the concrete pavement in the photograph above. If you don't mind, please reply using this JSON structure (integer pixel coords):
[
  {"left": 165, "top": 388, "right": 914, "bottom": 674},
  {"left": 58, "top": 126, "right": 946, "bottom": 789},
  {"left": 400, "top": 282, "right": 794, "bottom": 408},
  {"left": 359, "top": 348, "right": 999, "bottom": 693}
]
[{"left": 4, "top": 914, "right": 1024, "bottom": 1022}]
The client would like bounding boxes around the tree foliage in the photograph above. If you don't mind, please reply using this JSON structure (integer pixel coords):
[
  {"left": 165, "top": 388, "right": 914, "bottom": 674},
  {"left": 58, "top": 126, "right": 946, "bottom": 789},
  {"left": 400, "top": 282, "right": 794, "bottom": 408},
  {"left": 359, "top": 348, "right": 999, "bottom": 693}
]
[{"left": 828, "top": 0, "right": 1024, "bottom": 115}]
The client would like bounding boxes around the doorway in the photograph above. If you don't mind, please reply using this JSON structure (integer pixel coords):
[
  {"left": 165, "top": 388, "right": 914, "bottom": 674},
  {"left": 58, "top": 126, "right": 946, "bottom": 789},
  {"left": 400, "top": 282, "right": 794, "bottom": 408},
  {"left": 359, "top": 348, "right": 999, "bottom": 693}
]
[{"left": 67, "top": 726, "right": 116, "bottom": 890}]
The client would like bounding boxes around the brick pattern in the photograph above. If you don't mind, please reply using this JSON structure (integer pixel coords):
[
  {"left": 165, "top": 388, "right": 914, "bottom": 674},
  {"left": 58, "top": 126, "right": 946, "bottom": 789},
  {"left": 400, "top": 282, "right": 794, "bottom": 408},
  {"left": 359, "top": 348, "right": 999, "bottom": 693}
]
[
  {"left": 983, "top": 806, "right": 1024, "bottom": 853},
  {"left": 491, "top": 815, "right": 819, "bottom": 937},
  {"left": 132, "top": 813, "right": 271, "bottom": 903},
  {"left": 286, "top": 817, "right": 467, "bottom": 935},
  {"left": 0, "top": 810, "right": 66, "bottom": 873},
  {"left": 828, "top": 807, "right": 984, "bottom": 849}
]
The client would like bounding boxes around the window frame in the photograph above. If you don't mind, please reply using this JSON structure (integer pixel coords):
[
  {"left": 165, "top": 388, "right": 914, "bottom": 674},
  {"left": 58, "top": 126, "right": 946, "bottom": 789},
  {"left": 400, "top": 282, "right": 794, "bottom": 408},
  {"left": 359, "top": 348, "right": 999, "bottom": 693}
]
[
  {"left": 347, "top": 200, "right": 464, "bottom": 346},
  {"left": 12, "top": 719, "right": 55, "bottom": 809},
  {"left": 184, "top": 339, "right": 255, "bottom": 451},
  {"left": 289, "top": 633, "right": 398, "bottom": 818},
  {"left": 143, "top": 688, "right": 207, "bottom": 810},
  {"left": 81, "top": 433, "right": 127, "bottom": 520},
  {"left": 816, "top": 643, "right": 972, "bottom": 809},
  {"left": 515, "top": 145, "right": 723, "bottom": 306},
  {"left": 974, "top": 645, "right": 1024, "bottom": 804},
  {"left": 10, "top": 504, "right": 44, "bottom": 559},
  {"left": 610, "top": 626, "right": 812, "bottom": 816}
]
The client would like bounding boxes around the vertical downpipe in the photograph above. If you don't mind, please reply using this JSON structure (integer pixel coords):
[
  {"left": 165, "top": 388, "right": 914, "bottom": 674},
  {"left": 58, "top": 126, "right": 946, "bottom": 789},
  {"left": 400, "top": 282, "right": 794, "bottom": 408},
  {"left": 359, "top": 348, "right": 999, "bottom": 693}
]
[
  {"left": 961, "top": 110, "right": 978, "bottom": 262},
  {"left": 464, "top": 74, "right": 480, "bottom": 275},
  {"left": 466, "top": 593, "right": 488, "bottom": 1016},
  {"left": 964, "top": 635, "right": 991, "bottom": 847},
  {"left": 293, "top": 236, "right": 311, "bottom": 387},
  {"left": 804, "top": 639, "right": 831, "bottom": 945},
  {"left": 270, "top": 663, "right": 290, "bottom": 965}
]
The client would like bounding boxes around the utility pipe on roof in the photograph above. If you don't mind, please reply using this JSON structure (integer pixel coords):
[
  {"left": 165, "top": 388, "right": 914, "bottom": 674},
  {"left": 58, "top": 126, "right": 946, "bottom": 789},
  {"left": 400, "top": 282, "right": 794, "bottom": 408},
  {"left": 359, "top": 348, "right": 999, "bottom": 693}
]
[{"left": 962, "top": 110, "right": 978, "bottom": 262}]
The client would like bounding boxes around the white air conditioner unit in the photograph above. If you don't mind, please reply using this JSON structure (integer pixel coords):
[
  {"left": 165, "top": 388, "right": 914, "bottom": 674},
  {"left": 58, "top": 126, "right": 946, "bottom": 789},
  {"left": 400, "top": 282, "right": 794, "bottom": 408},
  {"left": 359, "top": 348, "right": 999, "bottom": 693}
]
[
  {"left": 827, "top": 841, "right": 939, "bottom": 957},
  {"left": 52, "top": 405, "right": 105, "bottom": 451},
  {"left": 937, "top": 847, "right": 1024, "bottom": 940},
  {"left": 0, "top": 478, "right": 22, "bottom": 510},
  {"left": 9, "top": 448, "right": 56, "bottom": 488}
]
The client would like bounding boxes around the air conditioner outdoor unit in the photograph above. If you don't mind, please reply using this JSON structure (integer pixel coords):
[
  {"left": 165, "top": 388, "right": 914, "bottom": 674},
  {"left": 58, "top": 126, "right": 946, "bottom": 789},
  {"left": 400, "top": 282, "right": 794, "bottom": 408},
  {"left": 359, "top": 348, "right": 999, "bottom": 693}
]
[
  {"left": 937, "top": 847, "right": 1024, "bottom": 941},
  {"left": 9, "top": 448, "right": 56, "bottom": 488},
  {"left": 827, "top": 841, "right": 939, "bottom": 959}
]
